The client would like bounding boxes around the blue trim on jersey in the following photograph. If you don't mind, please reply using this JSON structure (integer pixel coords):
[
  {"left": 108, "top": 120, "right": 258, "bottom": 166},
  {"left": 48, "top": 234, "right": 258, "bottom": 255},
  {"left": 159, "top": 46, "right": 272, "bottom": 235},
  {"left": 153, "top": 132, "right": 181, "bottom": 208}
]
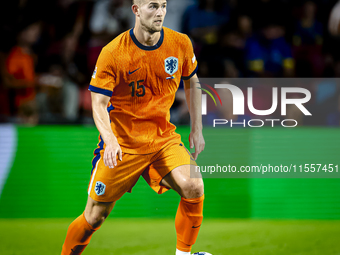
[
  {"left": 107, "top": 104, "right": 115, "bottom": 114},
  {"left": 91, "top": 136, "right": 104, "bottom": 174},
  {"left": 91, "top": 154, "right": 101, "bottom": 175},
  {"left": 179, "top": 79, "right": 184, "bottom": 89},
  {"left": 130, "top": 28, "right": 164, "bottom": 51},
  {"left": 181, "top": 65, "right": 198, "bottom": 80},
  {"left": 89, "top": 85, "right": 113, "bottom": 97}
]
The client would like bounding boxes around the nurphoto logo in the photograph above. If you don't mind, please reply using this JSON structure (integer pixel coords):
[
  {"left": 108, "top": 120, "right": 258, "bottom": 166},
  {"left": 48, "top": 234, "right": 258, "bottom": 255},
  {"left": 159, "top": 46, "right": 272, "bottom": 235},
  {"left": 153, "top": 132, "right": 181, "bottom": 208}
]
[{"left": 199, "top": 84, "right": 312, "bottom": 128}]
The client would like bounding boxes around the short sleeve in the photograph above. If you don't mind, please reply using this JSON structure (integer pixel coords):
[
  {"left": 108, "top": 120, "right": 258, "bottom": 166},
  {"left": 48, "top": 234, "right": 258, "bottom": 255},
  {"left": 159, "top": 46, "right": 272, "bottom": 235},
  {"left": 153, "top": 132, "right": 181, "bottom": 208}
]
[
  {"left": 89, "top": 47, "right": 116, "bottom": 97},
  {"left": 181, "top": 35, "right": 198, "bottom": 80}
]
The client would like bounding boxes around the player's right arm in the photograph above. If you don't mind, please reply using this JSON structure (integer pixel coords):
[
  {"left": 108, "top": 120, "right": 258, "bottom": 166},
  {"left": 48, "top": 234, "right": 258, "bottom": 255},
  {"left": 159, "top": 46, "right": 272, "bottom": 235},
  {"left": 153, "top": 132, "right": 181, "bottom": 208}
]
[
  {"left": 89, "top": 46, "right": 121, "bottom": 168},
  {"left": 91, "top": 92, "right": 122, "bottom": 168}
]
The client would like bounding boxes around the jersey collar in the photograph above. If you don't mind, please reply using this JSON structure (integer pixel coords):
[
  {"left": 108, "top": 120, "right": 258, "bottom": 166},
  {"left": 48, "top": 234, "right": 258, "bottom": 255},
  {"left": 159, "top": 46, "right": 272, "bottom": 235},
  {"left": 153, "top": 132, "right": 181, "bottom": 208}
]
[{"left": 130, "top": 28, "right": 164, "bottom": 51}]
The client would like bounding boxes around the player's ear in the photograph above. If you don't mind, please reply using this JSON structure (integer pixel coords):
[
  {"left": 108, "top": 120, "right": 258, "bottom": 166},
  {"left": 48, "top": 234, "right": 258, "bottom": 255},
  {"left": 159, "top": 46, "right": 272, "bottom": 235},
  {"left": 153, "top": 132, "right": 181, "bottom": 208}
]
[{"left": 132, "top": 4, "right": 140, "bottom": 16}]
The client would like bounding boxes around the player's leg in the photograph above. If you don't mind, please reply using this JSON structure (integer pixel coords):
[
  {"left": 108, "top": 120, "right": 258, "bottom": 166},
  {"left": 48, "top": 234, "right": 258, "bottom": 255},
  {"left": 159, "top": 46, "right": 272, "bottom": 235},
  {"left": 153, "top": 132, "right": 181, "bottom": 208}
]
[
  {"left": 160, "top": 165, "right": 205, "bottom": 255},
  {"left": 61, "top": 150, "right": 151, "bottom": 255},
  {"left": 160, "top": 164, "right": 203, "bottom": 198},
  {"left": 84, "top": 196, "right": 115, "bottom": 228},
  {"left": 145, "top": 143, "right": 206, "bottom": 254},
  {"left": 61, "top": 196, "right": 115, "bottom": 255}
]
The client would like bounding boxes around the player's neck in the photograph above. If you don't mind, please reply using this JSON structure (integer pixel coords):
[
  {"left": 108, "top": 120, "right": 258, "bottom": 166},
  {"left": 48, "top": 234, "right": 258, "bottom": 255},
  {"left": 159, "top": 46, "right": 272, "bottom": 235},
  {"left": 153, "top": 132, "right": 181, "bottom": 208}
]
[{"left": 133, "top": 24, "right": 161, "bottom": 47}]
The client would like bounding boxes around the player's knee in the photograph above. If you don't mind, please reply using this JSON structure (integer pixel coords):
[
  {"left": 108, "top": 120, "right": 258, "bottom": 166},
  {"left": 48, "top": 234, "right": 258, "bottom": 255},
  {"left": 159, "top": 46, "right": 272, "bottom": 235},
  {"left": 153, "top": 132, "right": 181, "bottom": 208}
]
[
  {"left": 181, "top": 178, "right": 204, "bottom": 199},
  {"left": 84, "top": 205, "right": 111, "bottom": 228},
  {"left": 84, "top": 197, "right": 115, "bottom": 228},
  {"left": 86, "top": 210, "right": 108, "bottom": 228}
]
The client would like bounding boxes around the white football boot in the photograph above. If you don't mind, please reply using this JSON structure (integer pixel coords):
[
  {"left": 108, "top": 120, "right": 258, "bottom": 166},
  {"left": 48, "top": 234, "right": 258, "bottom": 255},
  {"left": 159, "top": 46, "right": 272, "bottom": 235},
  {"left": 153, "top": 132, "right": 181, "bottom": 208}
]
[{"left": 192, "top": 253, "right": 213, "bottom": 255}]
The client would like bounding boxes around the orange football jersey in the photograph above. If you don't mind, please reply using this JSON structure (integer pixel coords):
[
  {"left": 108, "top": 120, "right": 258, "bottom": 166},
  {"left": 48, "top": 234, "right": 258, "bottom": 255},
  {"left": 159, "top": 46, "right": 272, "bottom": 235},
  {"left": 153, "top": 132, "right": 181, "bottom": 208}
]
[
  {"left": 89, "top": 27, "right": 198, "bottom": 154},
  {"left": 6, "top": 46, "right": 36, "bottom": 107}
]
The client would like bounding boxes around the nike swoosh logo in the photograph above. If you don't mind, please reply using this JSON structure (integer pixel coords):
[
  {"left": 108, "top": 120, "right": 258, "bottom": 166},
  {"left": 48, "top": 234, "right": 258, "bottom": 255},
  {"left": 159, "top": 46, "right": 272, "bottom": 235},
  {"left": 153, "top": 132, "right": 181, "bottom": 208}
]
[
  {"left": 192, "top": 224, "right": 201, "bottom": 228},
  {"left": 128, "top": 67, "right": 140, "bottom": 75}
]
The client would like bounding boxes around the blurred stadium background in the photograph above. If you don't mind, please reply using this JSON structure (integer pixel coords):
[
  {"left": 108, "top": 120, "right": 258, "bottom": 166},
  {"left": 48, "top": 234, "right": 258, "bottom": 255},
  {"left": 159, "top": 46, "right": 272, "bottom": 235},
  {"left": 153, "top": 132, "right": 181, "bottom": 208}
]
[{"left": 1, "top": 0, "right": 340, "bottom": 254}]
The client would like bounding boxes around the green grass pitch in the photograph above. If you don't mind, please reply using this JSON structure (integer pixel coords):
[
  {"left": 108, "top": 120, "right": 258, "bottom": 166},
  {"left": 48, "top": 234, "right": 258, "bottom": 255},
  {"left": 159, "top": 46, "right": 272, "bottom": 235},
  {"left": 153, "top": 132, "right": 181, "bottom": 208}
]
[{"left": 0, "top": 219, "right": 339, "bottom": 255}]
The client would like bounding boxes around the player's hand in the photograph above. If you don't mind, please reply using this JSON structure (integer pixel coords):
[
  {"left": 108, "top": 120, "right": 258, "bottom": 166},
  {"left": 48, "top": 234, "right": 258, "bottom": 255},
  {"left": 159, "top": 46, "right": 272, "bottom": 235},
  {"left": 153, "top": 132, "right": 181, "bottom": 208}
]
[
  {"left": 189, "top": 130, "right": 205, "bottom": 160},
  {"left": 103, "top": 140, "right": 122, "bottom": 169}
]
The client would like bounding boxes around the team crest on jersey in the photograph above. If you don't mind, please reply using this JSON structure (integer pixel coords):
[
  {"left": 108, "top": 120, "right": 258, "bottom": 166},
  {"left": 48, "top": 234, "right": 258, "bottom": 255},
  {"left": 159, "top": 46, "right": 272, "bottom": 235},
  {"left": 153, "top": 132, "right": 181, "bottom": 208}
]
[
  {"left": 165, "top": 57, "right": 178, "bottom": 76},
  {"left": 95, "top": 181, "right": 106, "bottom": 196}
]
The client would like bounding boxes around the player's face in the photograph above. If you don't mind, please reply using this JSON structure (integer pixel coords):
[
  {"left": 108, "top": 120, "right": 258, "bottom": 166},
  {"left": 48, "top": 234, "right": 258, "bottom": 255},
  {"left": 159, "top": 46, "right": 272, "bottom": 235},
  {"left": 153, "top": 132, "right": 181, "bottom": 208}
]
[{"left": 138, "top": 0, "right": 167, "bottom": 33}]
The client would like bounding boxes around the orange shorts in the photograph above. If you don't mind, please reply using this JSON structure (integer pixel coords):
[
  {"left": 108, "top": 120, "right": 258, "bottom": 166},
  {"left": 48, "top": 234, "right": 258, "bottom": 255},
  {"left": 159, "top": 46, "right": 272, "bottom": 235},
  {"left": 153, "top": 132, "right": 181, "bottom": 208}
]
[{"left": 88, "top": 140, "right": 196, "bottom": 202}]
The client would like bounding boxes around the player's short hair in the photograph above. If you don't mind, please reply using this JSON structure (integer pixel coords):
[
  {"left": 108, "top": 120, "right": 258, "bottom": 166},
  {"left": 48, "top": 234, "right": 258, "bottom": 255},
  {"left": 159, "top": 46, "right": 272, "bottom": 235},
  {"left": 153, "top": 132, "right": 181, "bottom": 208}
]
[
  {"left": 133, "top": 0, "right": 167, "bottom": 7},
  {"left": 132, "top": 0, "right": 142, "bottom": 6}
]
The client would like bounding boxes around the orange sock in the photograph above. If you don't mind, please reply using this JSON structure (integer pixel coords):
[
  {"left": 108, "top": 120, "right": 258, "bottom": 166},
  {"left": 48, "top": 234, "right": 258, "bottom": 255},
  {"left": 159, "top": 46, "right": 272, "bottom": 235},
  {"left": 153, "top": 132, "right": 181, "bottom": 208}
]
[
  {"left": 61, "top": 213, "right": 99, "bottom": 255},
  {"left": 175, "top": 195, "right": 204, "bottom": 252}
]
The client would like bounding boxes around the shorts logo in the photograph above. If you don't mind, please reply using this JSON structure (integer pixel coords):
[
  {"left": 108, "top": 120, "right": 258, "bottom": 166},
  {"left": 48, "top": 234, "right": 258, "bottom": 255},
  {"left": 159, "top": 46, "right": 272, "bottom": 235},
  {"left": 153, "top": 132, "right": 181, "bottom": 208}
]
[
  {"left": 165, "top": 57, "right": 178, "bottom": 76},
  {"left": 95, "top": 181, "right": 106, "bottom": 196}
]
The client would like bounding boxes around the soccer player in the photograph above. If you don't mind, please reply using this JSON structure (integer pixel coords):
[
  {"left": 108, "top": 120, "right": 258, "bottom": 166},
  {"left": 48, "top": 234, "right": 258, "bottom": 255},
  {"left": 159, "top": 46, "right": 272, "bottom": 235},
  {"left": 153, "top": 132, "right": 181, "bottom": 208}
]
[{"left": 61, "top": 1, "right": 210, "bottom": 254}]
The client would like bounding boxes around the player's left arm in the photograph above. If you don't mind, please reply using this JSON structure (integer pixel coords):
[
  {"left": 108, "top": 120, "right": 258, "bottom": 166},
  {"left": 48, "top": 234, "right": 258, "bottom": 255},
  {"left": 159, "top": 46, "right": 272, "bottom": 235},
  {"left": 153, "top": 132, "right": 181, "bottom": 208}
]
[{"left": 184, "top": 74, "right": 205, "bottom": 160}]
